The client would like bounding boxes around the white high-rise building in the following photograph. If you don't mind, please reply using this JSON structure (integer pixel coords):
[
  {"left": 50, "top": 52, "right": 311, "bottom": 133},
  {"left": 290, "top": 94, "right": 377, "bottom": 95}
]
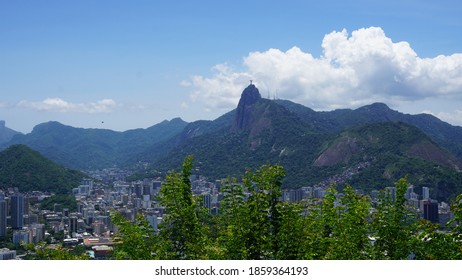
[
  {"left": 146, "top": 214, "right": 159, "bottom": 232},
  {"left": 0, "top": 248, "right": 16, "bottom": 260},
  {"left": 12, "top": 229, "right": 30, "bottom": 245},
  {"left": 422, "top": 187, "right": 430, "bottom": 200}
]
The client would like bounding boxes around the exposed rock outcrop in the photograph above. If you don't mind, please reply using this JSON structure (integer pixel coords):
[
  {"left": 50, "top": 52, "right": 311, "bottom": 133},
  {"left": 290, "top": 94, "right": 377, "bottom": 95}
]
[{"left": 231, "top": 84, "right": 262, "bottom": 132}]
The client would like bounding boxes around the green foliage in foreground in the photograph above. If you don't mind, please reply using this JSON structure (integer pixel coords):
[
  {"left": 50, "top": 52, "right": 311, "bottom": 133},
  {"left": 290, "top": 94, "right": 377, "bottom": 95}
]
[
  {"left": 106, "top": 157, "right": 462, "bottom": 260},
  {"left": 23, "top": 243, "right": 89, "bottom": 260},
  {"left": 111, "top": 212, "right": 158, "bottom": 260}
]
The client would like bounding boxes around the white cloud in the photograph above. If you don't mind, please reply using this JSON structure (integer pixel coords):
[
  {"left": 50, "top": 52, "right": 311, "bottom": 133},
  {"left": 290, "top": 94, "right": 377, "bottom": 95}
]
[
  {"left": 185, "top": 26, "right": 462, "bottom": 112},
  {"left": 17, "top": 98, "right": 117, "bottom": 113},
  {"left": 180, "top": 102, "right": 189, "bottom": 109},
  {"left": 424, "top": 109, "right": 462, "bottom": 127},
  {"left": 180, "top": 80, "right": 192, "bottom": 87},
  {"left": 189, "top": 64, "right": 253, "bottom": 110}
]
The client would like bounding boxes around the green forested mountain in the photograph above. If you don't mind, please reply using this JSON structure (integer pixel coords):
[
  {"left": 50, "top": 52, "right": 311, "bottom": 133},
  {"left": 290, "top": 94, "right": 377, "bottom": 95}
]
[
  {"left": 151, "top": 85, "right": 462, "bottom": 201},
  {"left": 0, "top": 144, "right": 85, "bottom": 193},
  {"left": 276, "top": 100, "right": 462, "bottom": 159},
  {"left": 2, "top": 85, "right": 462, "bottom": 200},
  {"left": 2, "top": 118, "right": 188, "bottom": 170},
  {"left": 153, "top": 86, "right": 328, "bottom": 185},
  {"left": 133, "top": 111, "right": 236, "bottom": 164}
]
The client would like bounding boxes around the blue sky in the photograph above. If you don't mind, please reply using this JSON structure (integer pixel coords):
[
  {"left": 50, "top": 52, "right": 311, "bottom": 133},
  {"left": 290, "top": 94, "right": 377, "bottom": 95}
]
[{"left": 1, "top": 0, "right": 462, "bottom": 133}]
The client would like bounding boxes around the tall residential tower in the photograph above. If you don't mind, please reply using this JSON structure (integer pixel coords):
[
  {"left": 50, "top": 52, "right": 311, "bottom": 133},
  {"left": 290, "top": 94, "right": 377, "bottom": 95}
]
[{"left": 10, "top": 193, "right": 24, "bottom": 230}]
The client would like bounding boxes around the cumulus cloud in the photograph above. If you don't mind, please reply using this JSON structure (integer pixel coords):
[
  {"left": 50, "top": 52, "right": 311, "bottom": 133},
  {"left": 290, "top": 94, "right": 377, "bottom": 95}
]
[
  {"left": 17, "top": 98, "right": 117, "bottom": 113},
  {"left": 185, "top": 27, "right": 462, "bottom": 111},
  {"left": 188, "top": 64, "right": 253, "bottom": 110}
]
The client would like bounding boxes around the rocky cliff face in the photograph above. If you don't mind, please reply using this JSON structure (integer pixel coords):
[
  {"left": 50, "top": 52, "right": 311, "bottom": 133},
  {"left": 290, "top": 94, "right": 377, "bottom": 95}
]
[
  {"left": 313, "top": 136, "right": 362, "bottom": 166},
  {"left": 231, "top": 84, "right": 262, "bottom": 132}
]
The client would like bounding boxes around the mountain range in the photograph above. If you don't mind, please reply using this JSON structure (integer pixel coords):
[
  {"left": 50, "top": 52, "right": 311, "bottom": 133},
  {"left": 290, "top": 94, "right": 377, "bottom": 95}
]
[{"left": 2, "top": 84, "right": 462, "bottom": 201}]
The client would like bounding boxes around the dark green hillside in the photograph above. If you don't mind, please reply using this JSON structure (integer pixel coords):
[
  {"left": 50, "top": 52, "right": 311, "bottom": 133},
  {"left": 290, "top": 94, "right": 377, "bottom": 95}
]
[
  {"left": 132, "top": 111, "right": 235, "bottom": 165},
  {"left": 119, "top": 117, "right": 189, "bottom": 165},
  {"left": 277, "top": 100, "right": 462, "bottom": 161},
  {"left": 0, "top": 144, "right": 85, "bottom": 193},
  {"left": 321, "top": 122, "right": 462, "bottom": 201},
  {"left": 315, "top": 122, "right": 459, "bottom": 166}
]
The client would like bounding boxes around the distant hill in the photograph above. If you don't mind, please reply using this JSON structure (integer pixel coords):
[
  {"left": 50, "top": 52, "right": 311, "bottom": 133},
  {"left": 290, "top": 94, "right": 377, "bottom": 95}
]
[
  {"left": 276, "top": 100, "right": 462, "bottom": 160},
  {"left": 2, "top": 118, "right": 188, "bottom": 170},
  {"left": 0, "top": 144, "right": 85, "bottom": 194},
  {"left": 0, "top": 120, "right": 21, "bottom": 146}
]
